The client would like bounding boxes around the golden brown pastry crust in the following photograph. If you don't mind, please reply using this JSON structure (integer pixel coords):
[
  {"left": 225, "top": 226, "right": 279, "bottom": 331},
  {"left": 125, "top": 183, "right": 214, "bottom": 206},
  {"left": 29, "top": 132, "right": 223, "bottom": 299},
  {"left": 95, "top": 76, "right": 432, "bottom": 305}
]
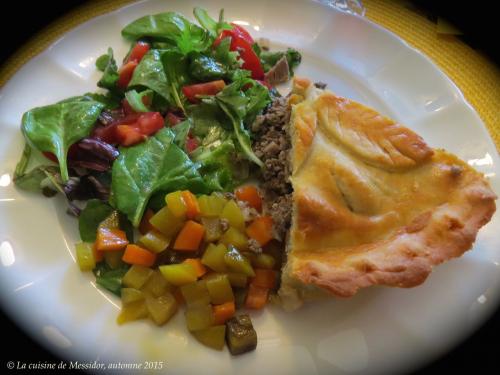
[{"left": 280, "top": 77, "right": 497, "bottom": 303}]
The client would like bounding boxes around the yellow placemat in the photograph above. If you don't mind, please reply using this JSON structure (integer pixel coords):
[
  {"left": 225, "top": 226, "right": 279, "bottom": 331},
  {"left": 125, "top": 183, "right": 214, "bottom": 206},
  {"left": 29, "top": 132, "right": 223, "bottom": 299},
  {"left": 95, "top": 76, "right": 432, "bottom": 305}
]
[{"left": 1, "top": 0, "right": 498, "bottom": 151}]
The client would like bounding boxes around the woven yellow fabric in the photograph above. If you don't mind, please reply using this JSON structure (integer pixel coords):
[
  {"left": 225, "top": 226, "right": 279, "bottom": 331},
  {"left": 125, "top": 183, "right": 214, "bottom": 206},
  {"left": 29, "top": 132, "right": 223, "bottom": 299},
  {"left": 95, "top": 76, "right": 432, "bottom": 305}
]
[{"left": 0, "top": 0, "right": 498, "bottom": 151}]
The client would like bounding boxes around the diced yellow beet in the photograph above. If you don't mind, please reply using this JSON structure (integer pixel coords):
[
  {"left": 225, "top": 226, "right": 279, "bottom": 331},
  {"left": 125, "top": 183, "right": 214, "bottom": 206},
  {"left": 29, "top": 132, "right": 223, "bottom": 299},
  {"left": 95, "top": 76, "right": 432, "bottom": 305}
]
[
  {"left": 145, "top": 293, "right": 178, "bottom": 326},
  {"left": 201, "top": 217, "right": 222, "bottom": 242},
  {"left": 116, "top": 300, "right": 148, "bottom": 325},
  {"left": 220, "top": 227, "right": 248, "bottom": 251},
  {"left": 75, "top": 242, "right": 95, "bottom": 272},
  {"left": 122, "top": 265, "right": 154, "bottom": 289},
  {"left": 201, "top": 243, "right": 228, "bottom": 272},
  {"left": 227, "top": 273, "right": 248, "bottom": 288},
  {"left": 253, "top": 253, "right": 276, "bottom": 269},
  {"left": 205, "top": 274, "right": 234, "bottom": 304},
  {"left": 104, "top": 249, "right": 125, "bottom": 269},
  {"left": 180, "top": 280, "right": 211, "bottom": 307},
  {"left": 121, "top": 288, "right": 145, "bottom": 305},
  {"left": 220, "top": 200, "right": 245, "bottom": 231},
  {"left": 98, "top": 211, "right": 120, "bottom": 229},
  {"left": 224, "top": 246, "right": 255, "bottom": 277},
  {"left": 141, "top": 270, "right": 172, "bottom": 297},
  {"left": 185, "top": 304, "right": 214, "bottom": 332},
  {"left": 159, "top": 264, "right": 197, "bottom": 286},
  {"left": 198, "top": 194, "right": 226, "bottom": 217},
  {"left": 192, "top": 325, "right": 226, "bottom": 351},
  {"left": 138, "top": 230, "right": 170, "bottom": 253},
  {"left": 149, "top": 206, "right": 184, "bottom": 238},
  {"left": 165, "top": 191, "right": 187, "bottom": 218}
]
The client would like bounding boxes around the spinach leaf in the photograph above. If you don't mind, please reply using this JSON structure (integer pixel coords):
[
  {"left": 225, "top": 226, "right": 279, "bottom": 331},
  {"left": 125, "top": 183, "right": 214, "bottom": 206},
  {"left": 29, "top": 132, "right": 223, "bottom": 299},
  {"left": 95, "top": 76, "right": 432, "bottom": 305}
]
[
  {"left": 193, "top": 7, "right": 231, "bottom": 38},
  {"left": 78, "top": 199, "right": 114, "bottom": 242},
  {"left": 21, "top": 99, "right": 104, "bottom": 182},
  {"left": 189, "top": 54, "right": 226, "bottom": 81},
  {"left": 260, "top": 48, "right": 302, "bottom": 75},
  {"left": 122, "top": 12, "right": 211, "bottom": 54},
  {"left": 14, "top": 142, "right": 32, "bottom": 179},
  {"left": 193, "top": 139, "right": 236, "bottom": 191},
  {"left": 96, "top": 48, "right": 119, "bottom": 91},
  {"left": 111, "top": 128, "right": 207, "bottom": 227},
  {"left": 93, "top": 262, "right": 129, "bottom": 297},
  {"left": 82, "top": 92, "right": 121, "bottom": 110},
  {"left": 171, "top": 119, "right": 192, "bottom": 150},
  {"left": 213, "top": 37, "right": 241, "bottom": 71},
  {"left": 124, "top": 89, "right": 152, "bottom": 112},
  {"left": 188, "top": 101, "right": 230, "bottom": 137},
  {"left": 161, "top": 49, "right": 191, "bottom": 113},
  {"left": 14, "top": 165, "right": 61, "bottom": 193},
  {"left": 128, "top": 49, "right": 170, "bottom": 101}
]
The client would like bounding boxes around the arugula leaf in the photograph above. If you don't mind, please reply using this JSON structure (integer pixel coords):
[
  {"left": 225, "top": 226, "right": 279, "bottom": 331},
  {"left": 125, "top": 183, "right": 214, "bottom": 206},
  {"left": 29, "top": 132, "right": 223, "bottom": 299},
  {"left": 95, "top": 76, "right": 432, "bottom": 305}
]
[
  {"left": 78, "top": 199, "right": 114, "bottom": 242},
  {"left": 193, "top": 139, "right": 236, "bottom": 191},
  {"left": 124, "top": 89, "right": 152, "bottom": 112},
  {"left": 111, "top": 128, "right": 207, "bottom": 226},
  {"left": 161, "top": 49, "right": 191, "bottom": 113},
  {"left": 122, "top": 12, "right": 211, "bottom": 54},
  {"left": 193, "top": 7, "right": 231, "bottom": 38},
  {"left": 242, "top": 81, "right": 271, "bottom": 124},
  {"left": 21, "top": 99, "right": 104, "bottom": 182},
  {"left": 93, "top": 262, "right": 129, "bottom": 296},
  {"left": 96, "top": 48, "right": 119, "bottom": 91},
  {"left": 260, "top": 48, "right": 302, "bottom": 75},
  {"left": 213, "top": 37, "right": 241, "bottom": 70},
  {"left": 128, "top": 49, "right": 170, "bottom": 101}
]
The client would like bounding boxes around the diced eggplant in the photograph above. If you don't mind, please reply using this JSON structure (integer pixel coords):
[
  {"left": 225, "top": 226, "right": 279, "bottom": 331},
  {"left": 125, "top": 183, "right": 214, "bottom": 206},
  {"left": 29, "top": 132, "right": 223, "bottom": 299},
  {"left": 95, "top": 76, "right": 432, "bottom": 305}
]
[
  {"left": 185, "top": 304, "right": 214, "bottom": 332},
  {"left": 227, "top": 273, "right": 248, "bottom": 288},
  {"left": 149, "top": 206, "right": 184, "bottom": 238},
  {"left": 205, "top": 274, "right": 234, "bottom": 304},
  {"left": 159, "top": 263, "right": 198, "bottom": 286},
  {"left": 233, "top": 288, "right": 248, "bottom": 309},
  {"left": 198, "top": 194, "right": 226, "bottom": 217},
  {"left": 192, "top": 325, "right": 226, "bottom": 351},
  {"left": 201, "top": 217, "right": 223, "bottom": 242},
  {"left": 104, "top": 249, "right": 125, "bottom": 269},
  {"left": 99, "top": 211, "right": 120, "bottom": 229},
  {"left": 220, "top": 227, "right": 248, "bottom": 251},
  {"left": 141, "top": 270, "right": 173, "bottom": 297},
  {"left": 122, "top": 265, "right": 154, "bottom": 289},
  {"left": 220, "top": 200, "right": 245, "bottom": 231},
  {"left": 225, "top": 314, "right": 257, "bottom": 355},
  {"left": 116, "top": 300, "right": 148, "bottom": 325},
  {"left": 75, "top": 242, "right": 95, "bottom": 272},
  {"left": 180, "top": 280, "right": 211, "bottom": 307},
  {"left": 201, "top": 243, "right": 228, "bottom": 272},
  {"left": 165, "top": 191, "right": 187, "bottom": 218},
  {"left": 145, "top": 293, "right": 178, "bottom": 326},
  {"left": 121, "top": 288, "right": 145, "bottom": 305},
  {"left": 138, "top": 230, "right": 170, "bottom": 253},
  {"left": 224, "top": 246, "right": 255, "bottom": 277}
]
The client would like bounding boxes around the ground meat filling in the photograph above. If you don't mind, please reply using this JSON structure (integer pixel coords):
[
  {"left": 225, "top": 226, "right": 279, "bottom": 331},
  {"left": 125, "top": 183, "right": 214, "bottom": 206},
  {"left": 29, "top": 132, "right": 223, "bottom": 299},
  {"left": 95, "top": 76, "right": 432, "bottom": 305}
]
[{"left": 252, "top": 96, "right": 293, "bottom": 239}]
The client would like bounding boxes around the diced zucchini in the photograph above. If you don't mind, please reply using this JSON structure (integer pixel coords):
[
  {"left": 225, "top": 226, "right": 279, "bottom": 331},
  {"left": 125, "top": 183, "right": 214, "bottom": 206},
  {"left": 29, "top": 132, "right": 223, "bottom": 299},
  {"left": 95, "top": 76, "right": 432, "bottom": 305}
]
[
  {"left": 141, "top": 270, "right": 172, "bottom": 297},
  {"left": 198, "top": 194, "right": 226, "bottom": 217},
  {"left": 224, "top": 246, "right": 255, "bottom": 277},
  {"left": 227, "top": 273, "right": 248, "bottom": 288},
  {"left": 205, "top": 274, "right": 234, "bottom": 304},
  {"left": 116, "top": 300, "right": 148, "bottom": 325},
  {"left": 220, "top": 200, "right": 245, "bottom": 231},
  {"left": 165, "top": 191, "right": 187, "bottom": 218},
  {"left": 180, "top": 280, "right": 211, "bottom": 307},
  {"left": 185, "top": 304, "right": 214, "bottom": 332},
  {"left": 149, "top": 206, "right": 184, "bottom": 238},
  {"left": 122, "top": 265, "right": 154, "bottom": 289},
  {"left": 121, "top": 288, "right": 145, "bottom": 305},
  {"left": 138, "top": 230, "right": 170, "bottom": 253},
  {"left": 98, "top": 211, "right": 120, "bottom": 229},
  {"left": 201, "top": 243, "right": 228, "bottom": 272},
  {"left": 201, "top": 217, "right": 223, "bottom": 242},
  {"left": 220, "top": 227, "right": 248, "bottom": 251},
  {"left": 225, "top": 314, "right": 257, "bottom": 355},
  {"left": 145, "top": 293, "right": 178, "bottom": 326},
  {"left": 104, "top": 249, "right": 125, "bottom": 269},
  {"left": 253, "top": 253, "right": 276, "bottom": 269},
  {"left": 233, "top": 288, "right": 248, "bottom": 309},
  {"left": 75, "top": 242, "right": 95, "bottom": 272},
  {"left": 192, "top": 325, "right": 226, "bottom": 351},
  {"left": 159, "top": 264, "right": 198, "bottom": 286}
]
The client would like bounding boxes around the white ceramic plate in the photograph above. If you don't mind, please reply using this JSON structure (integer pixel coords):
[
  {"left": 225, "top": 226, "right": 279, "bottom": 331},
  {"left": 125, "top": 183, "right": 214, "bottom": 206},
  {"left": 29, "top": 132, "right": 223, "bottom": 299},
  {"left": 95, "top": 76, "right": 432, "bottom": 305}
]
[{"left": 0, "top": 0, "right": 499, "bottom": 373}]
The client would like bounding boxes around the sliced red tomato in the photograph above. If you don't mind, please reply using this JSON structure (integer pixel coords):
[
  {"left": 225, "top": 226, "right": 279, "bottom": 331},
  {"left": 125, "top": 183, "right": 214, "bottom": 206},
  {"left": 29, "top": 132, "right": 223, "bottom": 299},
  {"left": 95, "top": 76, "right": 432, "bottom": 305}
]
[
  {"left": 213, "top": 29, "right": 233, "bottom": 48},
  {"left": 136, "top": 112, "right": 165, "bottom": 135},
  {"left": 117, "top": 60, "right": 138, "bottom": 89},
  {"left": 230, "top": 23, "right": 254, "bottom": 44},
  {"left": 126, "top": 41, "right": 150, "bottom": 63},
  {"left": 115, "top": 125, "right": 147, "bottom": 146},
  {"left": 166, "top": 112, "right": 184, "bottom": 126},
  {"left": 186, "top": 137, "right": 199, "bottom": 153},
  {"left": 182, "top": 80, "right": 226, "bottom": 103},
  {"left": 232, "top": 37, "right": 264, "bottom": 80}
]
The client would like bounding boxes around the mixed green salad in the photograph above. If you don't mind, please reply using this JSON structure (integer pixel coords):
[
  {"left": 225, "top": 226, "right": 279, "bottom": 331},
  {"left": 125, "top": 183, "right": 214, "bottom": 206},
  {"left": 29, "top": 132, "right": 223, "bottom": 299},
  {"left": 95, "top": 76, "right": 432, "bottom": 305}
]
[{"left": 13, "top": 7, "right": 301, "bottom": 354}]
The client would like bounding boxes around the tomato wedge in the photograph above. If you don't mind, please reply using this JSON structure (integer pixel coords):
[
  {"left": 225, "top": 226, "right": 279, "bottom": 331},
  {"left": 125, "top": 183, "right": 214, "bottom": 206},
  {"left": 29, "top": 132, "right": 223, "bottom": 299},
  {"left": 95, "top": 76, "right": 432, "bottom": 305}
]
[
  {"left": 230, "top": 23, "right": 254, "bottom": 44},
  {"left": 116, "top": 125, "right": 146, "bottom": 147},
  {"left": 117, "top": 60, "right": 138, "bottom": 89},
  {"left": 126, "top": 41, "right": 150, "bottom": 63},
  {"left": 186, "top": 136, "right": 199, "bottom": 153},
  {"left": 182, "top": 80, "right": 226, "bottom": 103},
  {"left": 166, "top": 112, "right": 184, "bottom": 126},
  {"left": 136, "top": 112, "right": 165, "bottom": 135}
]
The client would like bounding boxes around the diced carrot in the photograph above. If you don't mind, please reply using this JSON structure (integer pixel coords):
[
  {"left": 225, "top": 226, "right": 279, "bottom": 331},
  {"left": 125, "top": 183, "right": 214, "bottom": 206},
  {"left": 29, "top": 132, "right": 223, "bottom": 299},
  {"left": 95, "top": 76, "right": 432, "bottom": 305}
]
[
  {"left": 235, "top": 185, "right": 262, "bottom": 211},
  {"left": 213, "top": 301, "right": 236, "bottom": 325},
  {"left": 92, "top": 242, "right": 104, "bottom": 262},
  {"left": 182, "top": 258, "right": 207, "bottom": 278},
  {"left": 95, "top": 227, "right": 129, "bottom": 252},
  {"left": 244, "top": 284, "right": 269, "bottom": 309},
  {"left": 122, "top": 244, "right": 157, "bottom": 267},
  {"left": 245, "top": 216, "right": 273, "bottom": 246},
  {"left": 139, "top": 208, "right": 155, "bottom": 235},
  {"left": 251, "top": 269, "right": 277, "bottom": 289},
  {"left": 173, "top": 220, "right": 205, "bottom": 251},
  {"left": 181, "top": 191, "right": 201, "bottom": 219}
]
